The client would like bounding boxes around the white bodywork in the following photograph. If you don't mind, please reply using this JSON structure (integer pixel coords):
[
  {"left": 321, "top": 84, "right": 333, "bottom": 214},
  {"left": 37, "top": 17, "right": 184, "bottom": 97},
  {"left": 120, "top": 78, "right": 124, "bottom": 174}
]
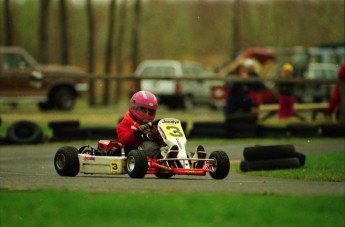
[
  {"left": 157, "top": 118, "right": 194, "bottom": 169},
  {"left": 78, "top": 155, "right": 127, "bottom": 174}
]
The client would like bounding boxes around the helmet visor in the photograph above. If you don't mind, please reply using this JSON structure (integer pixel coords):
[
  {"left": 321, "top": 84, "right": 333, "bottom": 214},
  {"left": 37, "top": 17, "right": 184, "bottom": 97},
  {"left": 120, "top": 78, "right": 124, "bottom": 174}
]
[{"left": 132, "top": 105, "right": 156, "bottom": 116}]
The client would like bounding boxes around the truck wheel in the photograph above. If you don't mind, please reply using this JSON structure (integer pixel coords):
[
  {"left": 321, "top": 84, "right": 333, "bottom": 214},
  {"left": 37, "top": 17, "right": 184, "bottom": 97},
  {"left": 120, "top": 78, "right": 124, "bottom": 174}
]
[
  {"left": 126, "top": 149, "right": 148, "bottom": 178},
  {"left": 53, "top": 87, "right": 76, "bottom": 110},
  {"left": 7, "top": 120, "right": 43, "bottom": 144},
  {"left": 54, "top": 146, "right": 80, "bottom": 176},
  {"left": 209, "top": 150, "right": 230, "bottom": 179}
]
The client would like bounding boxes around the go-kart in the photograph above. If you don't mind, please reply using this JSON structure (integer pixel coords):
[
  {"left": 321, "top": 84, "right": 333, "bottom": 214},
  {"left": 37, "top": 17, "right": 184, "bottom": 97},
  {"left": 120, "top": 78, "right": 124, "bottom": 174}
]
[{"left": 54, "top": 118, "right": 230, "bottom": 179}]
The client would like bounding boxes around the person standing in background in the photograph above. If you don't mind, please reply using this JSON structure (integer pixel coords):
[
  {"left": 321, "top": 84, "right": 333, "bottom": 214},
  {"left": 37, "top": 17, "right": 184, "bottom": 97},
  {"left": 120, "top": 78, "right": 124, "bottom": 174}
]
[
  {"left": 327, "top": 64, "right": 345, "bottom": 121},
  {"left": 278, "top": 63, "right": 295, "bottom": 118}
]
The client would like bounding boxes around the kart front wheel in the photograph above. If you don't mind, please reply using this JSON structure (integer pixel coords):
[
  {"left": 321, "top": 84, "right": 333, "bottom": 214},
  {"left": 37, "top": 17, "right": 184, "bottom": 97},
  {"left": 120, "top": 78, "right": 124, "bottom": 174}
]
[
  {"left": 209, "top": 151, "right": 230, "bottom": 179},
  {"left": 126, "top": 149, "right": 148, "bottom": 178},
  {"left": 54, "top": 146, "right": 79, "bottom": 176}
]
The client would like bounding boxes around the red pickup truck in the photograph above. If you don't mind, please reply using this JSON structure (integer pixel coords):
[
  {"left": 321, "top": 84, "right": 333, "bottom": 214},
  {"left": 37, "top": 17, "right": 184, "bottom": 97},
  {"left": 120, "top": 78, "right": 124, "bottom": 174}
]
[{"left": 0, "top": 46, "right": 88, "bottom": 110}]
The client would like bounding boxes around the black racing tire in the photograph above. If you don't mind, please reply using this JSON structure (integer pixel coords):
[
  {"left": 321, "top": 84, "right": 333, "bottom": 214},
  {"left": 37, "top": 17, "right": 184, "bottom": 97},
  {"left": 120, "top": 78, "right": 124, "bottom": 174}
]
[
  {"left": 240, "top": 158, "right": 300, "bottom": 172},
  {"left": 209, "top": 150, "right": 230, "bottom": 179},
  {"left": 155, "top": 171, "right": 174, "bottom": 179},
  {"left": 54, "top": 146, "right": 80, "bottom": 176},
  {"left": 126, "top": 149, "right": 148, "bottom": 178},
  {"left": 294, "top": 152, "right": 306, "bottom": 166},
  {"left": 52, "top": 87, "right": 76, "bottom": 110},
  {"left": 6, "top": 120, "right": 43, "bottom": 144},
  {"left": 243, "top": 144, "right": 296, "bottom": 161}
]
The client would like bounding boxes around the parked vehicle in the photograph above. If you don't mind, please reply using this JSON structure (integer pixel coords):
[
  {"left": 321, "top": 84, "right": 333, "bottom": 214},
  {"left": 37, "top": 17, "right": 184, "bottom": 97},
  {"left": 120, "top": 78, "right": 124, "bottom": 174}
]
[
  {"left": 0, "top": 46, "right": 88, "bottom": 110},
  {"left": 133, "top": 60, "right": 220, "bottom": 109},
  {"left": 295, "top": 63, "right": 339, "bottom": 103}
]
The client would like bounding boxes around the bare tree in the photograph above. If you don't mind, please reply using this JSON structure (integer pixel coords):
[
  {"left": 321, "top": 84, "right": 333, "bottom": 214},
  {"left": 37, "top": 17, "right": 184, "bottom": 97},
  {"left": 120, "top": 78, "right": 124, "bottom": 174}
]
[
  {"left": 231, "top": 0, "right": 240, "bottom": 59},
  {"left": 86, "top": 0, "right": 95, "bottom": 105},
  {"left": 4, "top": 0, "right": 13, "bottom": 46},
  {"left": 103, "top": 0, "right": 117, "bottom": 105},
  {"left": 130, "top": 0, "right": 141, "bottom": 73},
  {"left": 39, "top": 0, "right": 50, "bottom": 63},
  {"left": 114, "top": 0, "right": 127, "bottom": 103},
  {"left": 59, "top": 0, "right": 69, "bottom": 65}
]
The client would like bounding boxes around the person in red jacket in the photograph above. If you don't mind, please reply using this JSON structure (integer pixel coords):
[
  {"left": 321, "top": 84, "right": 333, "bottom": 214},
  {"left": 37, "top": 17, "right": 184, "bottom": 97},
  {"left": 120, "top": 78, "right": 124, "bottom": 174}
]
[
  {"left": 116, "top": 90, "right": 161, "bottom": 158},
  {"left": 327, "top": 64, "right": 345, "bottom": 120}
]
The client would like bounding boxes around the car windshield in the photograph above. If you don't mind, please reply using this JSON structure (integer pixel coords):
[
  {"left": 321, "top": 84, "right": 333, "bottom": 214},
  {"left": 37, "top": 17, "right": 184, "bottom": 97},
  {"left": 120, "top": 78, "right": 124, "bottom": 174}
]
[
  {"left": 182, "top": 64, "right": 203, "bottom": 76},
  {"left": 3, "top": 53, "right": 33, "bottom": 71},
  {"left": 141, "top": 66, "right": 175, "bottom": 77}
]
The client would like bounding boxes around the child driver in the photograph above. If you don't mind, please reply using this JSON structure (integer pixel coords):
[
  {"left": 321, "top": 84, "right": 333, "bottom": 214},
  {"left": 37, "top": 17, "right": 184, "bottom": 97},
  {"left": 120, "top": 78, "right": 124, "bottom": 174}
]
[{"left": 116, "top": 90, "right": 161, "bottom": 158}]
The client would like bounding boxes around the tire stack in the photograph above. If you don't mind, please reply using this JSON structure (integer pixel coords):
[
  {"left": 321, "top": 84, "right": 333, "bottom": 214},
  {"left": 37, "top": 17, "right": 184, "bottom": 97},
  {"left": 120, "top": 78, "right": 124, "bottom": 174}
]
[
  {"left": 189, "top": 122, "right": 227, "bottom": 138},
  {"left": 319, "top": 123, "right": 345, "bottom": 137},
  {"left": 225, "top": 113, "right": 258, "bottom": 138},
  {"left": 240, "top": 144, "right": 306, "bottom": 172},
  {"left": 286, "top": 124, "right": 319, "bottom": 137},
  {"left": 6, "top": 120, "right": 44, "bottom": 144},
  {"left": 49, "top": 120, "right": 85, "bottom": 141},
  {"left": 49, "top": 120, "right": 116, "bottom": 141}
]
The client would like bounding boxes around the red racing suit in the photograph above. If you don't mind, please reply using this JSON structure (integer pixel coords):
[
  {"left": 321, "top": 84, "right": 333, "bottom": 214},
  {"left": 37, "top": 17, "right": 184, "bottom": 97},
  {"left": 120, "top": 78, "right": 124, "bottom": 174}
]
[{"left": 116, "top": 112, "right": 144, "bottom": 151}]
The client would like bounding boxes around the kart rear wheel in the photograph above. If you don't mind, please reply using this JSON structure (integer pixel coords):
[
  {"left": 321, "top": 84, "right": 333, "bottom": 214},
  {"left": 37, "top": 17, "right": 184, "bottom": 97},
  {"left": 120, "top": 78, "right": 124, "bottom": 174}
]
[
  {"left": 209, "top": 151, "right": 230, "bottom": 179},
  {"left": 126, "top": 149, "right": 148, "bottom": 178},
  {"left": 54, "top": 146, "right": 79, "bottom": 176}
]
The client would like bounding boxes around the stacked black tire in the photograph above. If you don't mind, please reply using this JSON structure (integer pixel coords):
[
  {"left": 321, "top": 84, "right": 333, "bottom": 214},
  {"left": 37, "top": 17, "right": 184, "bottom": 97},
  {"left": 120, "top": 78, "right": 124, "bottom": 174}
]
[
  {"left": 6, "top": 120, "right": 44, "bottom": 144},
  {"left": 240, "top": 144, "right": 306, "bottom": 172},
  {"left": 49, "top": 120, "right": 116, "bottom": 141},
  {"left": 226, "top": 113, "right": 258, "bottom": 138}
]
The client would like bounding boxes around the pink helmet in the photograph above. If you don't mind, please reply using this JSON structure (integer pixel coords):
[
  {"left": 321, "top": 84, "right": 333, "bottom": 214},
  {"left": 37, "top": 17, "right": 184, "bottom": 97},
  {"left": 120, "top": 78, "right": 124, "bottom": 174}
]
[{"left": 129, "top": 91, "right": 158, "bottom": 124}]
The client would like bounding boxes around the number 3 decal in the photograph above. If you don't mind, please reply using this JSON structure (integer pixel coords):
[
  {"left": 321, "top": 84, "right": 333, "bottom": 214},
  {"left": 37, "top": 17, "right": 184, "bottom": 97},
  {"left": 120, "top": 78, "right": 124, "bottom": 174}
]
[{"left": 166, "top": 126, "right": 184, "bottom": 137}]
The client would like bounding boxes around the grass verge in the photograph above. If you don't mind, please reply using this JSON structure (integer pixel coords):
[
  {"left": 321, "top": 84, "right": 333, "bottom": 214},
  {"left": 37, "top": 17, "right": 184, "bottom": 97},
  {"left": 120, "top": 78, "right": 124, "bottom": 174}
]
[
  {"left": 233, "top": 152, "right": 345, "bottom": 182},
  {"left": 0, "top": 190, "right": 344, "bottom": 227}
]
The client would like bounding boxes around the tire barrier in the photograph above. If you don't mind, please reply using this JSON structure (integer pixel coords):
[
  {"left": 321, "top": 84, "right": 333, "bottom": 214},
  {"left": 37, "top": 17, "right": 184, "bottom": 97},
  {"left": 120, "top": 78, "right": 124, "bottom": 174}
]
[
  {"left": 257, "top": 125, "right": 287, "bottom": 138},
  {"left": 189, "top": 122, "right": 227, "bottom": 138},
  {"left": 48, "top": 120, "right": 80, "bottom": 130},
  {"left": 1, "top": 119, "right": 343, "bottom": 144},
  {"left": 287, "top": 124, "right": 319, "bottom": 137},
  {"left": 240, "top": 144, "right": 306, "bottom": 172},
  {"left": 6, "top": 120, "right": 43, "bottom": 144},
  {"left": 240, "top": 158, "right": 300, "bottom": 172},
  {"left": 49, "top": 120, "right": 116, "bottom": 141},
  {"left": 49, "top": 120, "right": 82, "bottom": 141},
  {"left": 243, "top": 144, "right": 296, "bottom": 161},
  {"left": 225, "top": 113, "right": 258, "bottom": 138},
  {"left": 319, "top": 123, "right": 345, "bottom": 137}
]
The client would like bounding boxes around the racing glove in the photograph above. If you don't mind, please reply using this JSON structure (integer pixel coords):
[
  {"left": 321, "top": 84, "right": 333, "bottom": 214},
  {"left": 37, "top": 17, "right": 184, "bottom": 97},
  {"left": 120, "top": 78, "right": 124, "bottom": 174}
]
[{"left": 134, "top": 123, "right": 152, "bottom": 136}]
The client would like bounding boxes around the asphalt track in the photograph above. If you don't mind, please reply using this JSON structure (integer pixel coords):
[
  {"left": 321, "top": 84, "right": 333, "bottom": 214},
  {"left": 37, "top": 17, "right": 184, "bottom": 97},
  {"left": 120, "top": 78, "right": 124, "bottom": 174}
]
[{"left": 0, "top": 139, "right": 344, "bottom": 195}]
